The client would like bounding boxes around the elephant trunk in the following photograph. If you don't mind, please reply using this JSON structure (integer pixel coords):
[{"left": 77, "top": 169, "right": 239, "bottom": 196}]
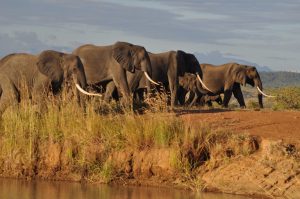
[
  {"left": 254, "top": 78, "right": 264, "bottom": 108},
  {"left": 253, "top": 77, "right": 275, "bottom": 108},
  {"left": 74, "top": 69, "right": 102, "bottom": 97},
  {"left": 141, "top": 58, "right": 159, "bottom": 86},
  {"left": 76, "top": 68, "right": 88, "bottom": 90}
]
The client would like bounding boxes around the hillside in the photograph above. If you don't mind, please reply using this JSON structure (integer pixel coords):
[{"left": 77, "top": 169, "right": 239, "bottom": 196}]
[
  {"left": 260, "top": 71, "right": 300, "bottom": 88},
  {"left": 196, "top": 51, "right": 272, "bottom": 72}
]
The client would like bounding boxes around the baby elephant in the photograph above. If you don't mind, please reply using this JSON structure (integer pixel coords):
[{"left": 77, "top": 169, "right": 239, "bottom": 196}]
[
  {"left": 198, "top": 94, "right": 223, "bottom": 107},
  {"left": 178, "top": 73, "right": 222, "bottom": 107}
]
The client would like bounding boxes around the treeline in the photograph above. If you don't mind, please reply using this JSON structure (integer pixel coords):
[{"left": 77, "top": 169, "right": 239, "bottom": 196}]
[{"left": 260, "top": 71, "right": 300, "bottom": 88}]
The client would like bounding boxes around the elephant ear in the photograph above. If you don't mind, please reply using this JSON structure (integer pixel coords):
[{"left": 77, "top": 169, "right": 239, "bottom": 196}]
[
  {"left": 176, "top": 50, "right": 186, "bottom": 76},
  {"left": 234, "top": 64, "right": 247, "bottom": 86},
  {"left": 176, "top": 50, "right": 200, "bottom": 75},
  {"left": 37, "top": 50, "right": 64, "bottom": 88},
  {"left": 112, "top": 42, "right": 135, "bottom": 73}
]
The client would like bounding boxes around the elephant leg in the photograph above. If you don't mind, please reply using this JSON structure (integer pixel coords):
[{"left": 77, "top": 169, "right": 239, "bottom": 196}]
[
  {"left": 177, "top": 87, "right": 185, "bottom": 105},
  {"left": 223, "top": 89, "right": 233, "bottom": 108},
  {"left": 217, "top": 96, "right": 223, "bottom": 105},
  {"left": 104, "top": 81, "right": 117, "bottom": 102},
  {"left": 135, "top": 88, "right": 146, "bottom": 102},
  {"left": 206, "top": 100, "right": 213, "bottom": 107},
  {"left": 232, "top": 83, "right": 246, "bottom": 108},
  {"left": 189, "top": 92, "right": 198, "bottom": 107},
  {"left": 204, "top": 96, "right": 213, "bottom": 107},
  {"left": 198, "top": 95, "right": 205, "bottom": 106},
  {"left": 0, "top": 81, "right": 19, "bottom": 114},
  {"left": 210, "top": 95, "right": 221, "bottom": 106},
  {"left": 133, "top": 90, "right": 140, "bottom": 102}
]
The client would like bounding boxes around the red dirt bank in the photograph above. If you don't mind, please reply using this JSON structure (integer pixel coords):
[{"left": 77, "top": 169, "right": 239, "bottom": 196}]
[
  {"left": 179, "top": 110, "right": 300, "bottom": 198},
  {"left": 179, "top": 110, "right": 300, "bottom": 143}
]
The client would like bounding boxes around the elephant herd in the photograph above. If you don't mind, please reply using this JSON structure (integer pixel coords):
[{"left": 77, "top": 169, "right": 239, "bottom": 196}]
[{"left": 0, "top": 41, "right": 274, "bottom": 114}]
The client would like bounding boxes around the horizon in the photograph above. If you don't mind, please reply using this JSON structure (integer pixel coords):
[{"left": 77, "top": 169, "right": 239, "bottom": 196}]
[{"left": 1, "top": 0, "right": 300, "bottom": 72}]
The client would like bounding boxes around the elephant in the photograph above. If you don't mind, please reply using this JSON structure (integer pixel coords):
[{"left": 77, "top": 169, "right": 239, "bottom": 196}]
[
  {"left": 0, "top": 50, "right": 98, "bottom": 114},
  {"left": 198, "top": 94, "right": 223, "bottom": 107},
  {"left": 178, "top": 73, "right": 222, "bottom": 107},
  {"left": 102, "top": 50, "right": 211, "bottom": 108},
  {"left": 72, "top": 41, "right": 158, "bottom": 106},
  {"left": 184, "top": 92, "right": 222, "bottom": 107},
  {"left": 200, "top": 63, "right": 274, "bottom": 108}
]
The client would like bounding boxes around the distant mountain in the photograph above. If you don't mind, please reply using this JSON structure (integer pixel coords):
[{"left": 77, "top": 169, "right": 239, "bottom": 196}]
[
  {"left": 195, "top": 51, "right": 272, "bottom": 72},
  {"left": 193, "top": 51, "right": 300, "bottom": 88},
  {"left": 260, "top": 71, "right": 300, "bottom": 88}
]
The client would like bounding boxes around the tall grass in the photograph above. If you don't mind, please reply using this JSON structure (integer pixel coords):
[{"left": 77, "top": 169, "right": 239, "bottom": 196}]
[
  {"left": 0, "top": 87, "right": 178, "bottom": 174},
  {"left": 0, "top": 85, "right": 257, "bottom": 185}
]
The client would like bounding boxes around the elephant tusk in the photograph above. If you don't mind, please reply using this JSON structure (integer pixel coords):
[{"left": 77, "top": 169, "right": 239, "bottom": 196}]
[
  {"left": 256, "top": 86, "right": 275, "bottom": 98},
  {"left": 185, "top": 91, "right": 191, "bottom": 103},
  {"left": 75, "top": 84, "right": 102, "bottom": 97},
  {"left": 144, "top": 72, "right": 159, "bottom": 85},
  {"left": 196, "top": 74, "right": 213, "bottom": 93}
]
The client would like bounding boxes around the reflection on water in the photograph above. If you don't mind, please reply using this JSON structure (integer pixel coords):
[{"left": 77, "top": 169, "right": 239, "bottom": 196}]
[{"left": 0, "top": 178, "right": 250, "bottom": 199}]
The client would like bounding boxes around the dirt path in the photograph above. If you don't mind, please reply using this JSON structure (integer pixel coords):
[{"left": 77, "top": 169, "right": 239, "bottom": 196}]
[{"left": 178, "top": 109, "right": 300, "bottom": 143}]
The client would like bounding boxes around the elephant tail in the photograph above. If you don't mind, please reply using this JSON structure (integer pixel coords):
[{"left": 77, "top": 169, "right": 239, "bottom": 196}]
[{"left": 0, "top": 85, "right": 2, "bottom": 98}]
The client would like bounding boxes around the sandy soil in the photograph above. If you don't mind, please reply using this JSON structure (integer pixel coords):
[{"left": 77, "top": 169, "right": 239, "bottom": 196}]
[{"left": 178, "top": 109, "right": 300, "bottom": 143}]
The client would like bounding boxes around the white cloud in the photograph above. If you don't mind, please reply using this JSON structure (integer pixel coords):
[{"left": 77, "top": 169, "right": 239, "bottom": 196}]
[
  {"left": 0, "top": 0, "right": 299, "bottom": 71},
  {"left": 0, "top": 31, "right": 70, "bottom": 57}
]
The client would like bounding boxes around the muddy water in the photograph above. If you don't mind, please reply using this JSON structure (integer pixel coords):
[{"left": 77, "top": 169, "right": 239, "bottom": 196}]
[{"left": 0, "top": 178, "right": 251, "bottom": 199}]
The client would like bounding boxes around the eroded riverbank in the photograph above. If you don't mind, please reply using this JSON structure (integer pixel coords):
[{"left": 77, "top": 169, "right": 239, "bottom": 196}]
[
  {"left": 1, "top": 134, "right": 299, "bottom": 198},
  {"left": 0, "top": 109, "right": 299, "bottom": 198}
]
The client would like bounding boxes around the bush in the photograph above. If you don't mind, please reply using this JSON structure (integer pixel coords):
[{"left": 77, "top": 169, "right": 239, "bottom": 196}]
[{"left": 271, "top": 87, "right": 300, "bottom": 110}]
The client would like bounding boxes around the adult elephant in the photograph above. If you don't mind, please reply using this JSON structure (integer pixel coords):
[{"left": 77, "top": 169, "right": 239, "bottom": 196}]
[
  {"left": 0, "top": 50, "right": 99, "bottom": 114},
  {"left": 200, "top": 63, "right": 274, "bottom": 108},
  {"left": 136, "top": 50, "right": 210, "bottom": 107},
  {"left": 104, "top": 50, "right": 210, "bottom": 108},
  {"left": 72, "top": 41, "right": 158, "bottom": 105}
]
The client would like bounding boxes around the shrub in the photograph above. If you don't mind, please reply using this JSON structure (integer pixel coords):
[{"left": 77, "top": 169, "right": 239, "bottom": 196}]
[{"left": 271, "top": 87, "right": 300, "bottom": 110}]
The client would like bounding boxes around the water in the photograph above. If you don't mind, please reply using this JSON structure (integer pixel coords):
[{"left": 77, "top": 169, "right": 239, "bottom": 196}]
[{"left": 0, "top": 178, "right": 251, "bottom": 199}]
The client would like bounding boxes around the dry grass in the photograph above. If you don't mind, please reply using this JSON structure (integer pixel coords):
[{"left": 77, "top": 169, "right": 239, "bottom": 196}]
[{"left": 0, "top": 85, "right": 260, "bottom": 186}]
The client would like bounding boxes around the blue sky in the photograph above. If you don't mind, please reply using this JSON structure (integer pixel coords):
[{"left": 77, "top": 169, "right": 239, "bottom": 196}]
[{"left": 1, "top": 0, "right": 300, "bottom": 71}]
